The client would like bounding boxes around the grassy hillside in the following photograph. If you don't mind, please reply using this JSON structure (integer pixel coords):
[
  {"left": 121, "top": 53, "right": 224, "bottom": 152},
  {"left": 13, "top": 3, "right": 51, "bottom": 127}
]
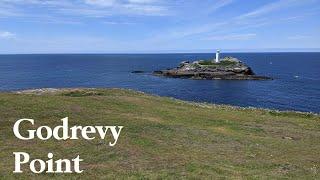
[{"left": 0, "top": 89, "right": 319, "bottom": 179}]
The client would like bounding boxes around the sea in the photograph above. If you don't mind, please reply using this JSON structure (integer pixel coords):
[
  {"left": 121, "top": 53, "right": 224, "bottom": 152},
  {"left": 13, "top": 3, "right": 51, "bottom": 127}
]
[{"left": 0, "top": 53, "right": 319, "bottom": 113}]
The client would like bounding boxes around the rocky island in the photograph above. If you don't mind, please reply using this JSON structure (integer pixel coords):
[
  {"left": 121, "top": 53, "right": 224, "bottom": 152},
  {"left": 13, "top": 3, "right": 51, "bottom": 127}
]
[{"left": 154, "top": 51, "right": 272, "bottom": 80}]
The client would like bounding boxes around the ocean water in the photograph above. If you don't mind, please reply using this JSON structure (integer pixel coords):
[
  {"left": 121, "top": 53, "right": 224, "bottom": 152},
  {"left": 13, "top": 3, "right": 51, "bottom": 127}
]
[{"left": 0, "top": 53, "right": 319, "bottom": 113}]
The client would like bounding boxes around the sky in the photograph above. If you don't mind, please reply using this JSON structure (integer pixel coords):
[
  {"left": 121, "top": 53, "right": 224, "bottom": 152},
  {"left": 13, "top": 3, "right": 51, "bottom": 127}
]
[{"left": 0, "top": 0, "right": 319, "bottom": 53}]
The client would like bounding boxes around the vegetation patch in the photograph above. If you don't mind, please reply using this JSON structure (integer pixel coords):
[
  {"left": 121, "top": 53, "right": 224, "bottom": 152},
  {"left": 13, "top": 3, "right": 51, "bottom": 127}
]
[
  {"left": 0, "top": 89, "right": 319, "bottom": 179},
  {"left": 198, "top": 60, "right": 238, "bottom": 66},
  {"left": 62, "top": 90, "right": 104, "bottom": 97}
]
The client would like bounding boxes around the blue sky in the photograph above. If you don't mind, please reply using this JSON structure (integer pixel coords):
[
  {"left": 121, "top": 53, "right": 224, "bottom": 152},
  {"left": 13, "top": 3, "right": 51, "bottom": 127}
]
[{"left": 0, "top": 0, "right": 319, "bottom": 53}]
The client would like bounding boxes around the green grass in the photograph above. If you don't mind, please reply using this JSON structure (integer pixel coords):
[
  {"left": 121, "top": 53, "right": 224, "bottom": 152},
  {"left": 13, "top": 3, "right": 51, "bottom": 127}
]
[
  {"left": 62, "top": 90, "right": 104, "bottom": 97},
  {"left": 0, "top": 89, "right": 319, "bottom": 179},
  {"left": 198, "top": 60, "right": 237, "bottom": 66}
]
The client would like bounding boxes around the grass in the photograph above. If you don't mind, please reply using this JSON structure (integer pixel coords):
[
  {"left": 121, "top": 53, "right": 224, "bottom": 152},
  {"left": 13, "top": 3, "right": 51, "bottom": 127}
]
[
  {"left": 0, "top": 88, "right": 319, "bottom": 179},
  {"left": 198, "top": 60, "right": 237, "bottom": 67}
]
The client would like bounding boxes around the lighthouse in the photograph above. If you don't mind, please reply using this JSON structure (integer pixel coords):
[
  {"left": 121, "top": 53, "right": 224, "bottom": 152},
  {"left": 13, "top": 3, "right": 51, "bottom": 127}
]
[{"left": 215, "top": 50, "right": 220, "bottom": 63}]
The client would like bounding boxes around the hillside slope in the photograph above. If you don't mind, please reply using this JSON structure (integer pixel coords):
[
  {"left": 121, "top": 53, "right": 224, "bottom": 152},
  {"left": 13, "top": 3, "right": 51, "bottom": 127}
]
[{"left": 0, "top": 89, "right": 319, "bottom": 179}]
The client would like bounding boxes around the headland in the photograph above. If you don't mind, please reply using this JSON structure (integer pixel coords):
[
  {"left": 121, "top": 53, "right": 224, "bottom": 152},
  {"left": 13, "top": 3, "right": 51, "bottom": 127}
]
[{"left": 0, "top": 88, "right": 319, "bottom": 179}]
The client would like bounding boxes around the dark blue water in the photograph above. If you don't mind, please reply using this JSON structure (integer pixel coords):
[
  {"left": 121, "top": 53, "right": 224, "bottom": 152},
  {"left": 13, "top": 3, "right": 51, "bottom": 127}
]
[{"left": 0, "top": 53, "right": 319, "bottom": 113}]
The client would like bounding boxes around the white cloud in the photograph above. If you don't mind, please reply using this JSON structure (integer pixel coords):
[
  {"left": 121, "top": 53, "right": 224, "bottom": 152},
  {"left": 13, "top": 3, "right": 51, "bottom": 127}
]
[
  {"left": 84, "top": 0, "right": 116, "bottom": 7},
  {"left": 0, "top": 0, "right": 317, "bottom": 19},
  {"left": 288, "top": 35, "right": 311, "bottom": 40},
  {"left": 0, "top": 31, "right": 15, "bottom": 39},
  {"left": 103, "top": 21, "right": 135, "bottom": 25},
  {"left": 58, "top": 8, "right": 112, "bottom": 17},
  {"left": 0, "top": 0, "right": 72, "bottom": 6},
  {"left": 0, "top": 0, "right": 169, "bottom": 17},
  {"left": 147, "top": 0, "right": 313, "bottom": 41},
  {"left": 171, "top": 22, "right": 228, "bottom": 38},
  {"left": 206, "top": 0, "right": 234, "bottom": 14},
  {"left": 82, "top": 0, "right": 168, "bottom": 16},
  {"left": 205, "top": 33, "right": 257, "bottom": 41},
  {"left": 0, "top": 8, "right": 20, "bottom": 17},
  {"left": 122, "top": 4, "right": 167, "bottom": 15},
  {"left": 237, "top": 0, "right": 315, "bottom": 19},
  {"left": 128, "top": 0, "right": 158, "bottom": 4}
]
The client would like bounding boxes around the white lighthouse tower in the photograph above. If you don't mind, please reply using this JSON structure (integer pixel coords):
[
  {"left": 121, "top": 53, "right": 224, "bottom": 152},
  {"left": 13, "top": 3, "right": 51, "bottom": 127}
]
[{"left": 215, "top": 50, "right": 220, "bottom": 63}]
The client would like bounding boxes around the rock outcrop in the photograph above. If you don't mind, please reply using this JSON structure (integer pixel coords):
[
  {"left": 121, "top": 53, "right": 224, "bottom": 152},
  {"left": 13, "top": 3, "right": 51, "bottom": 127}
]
[{"left": 153, "top": 57, "right": 272, "bottom": 80}]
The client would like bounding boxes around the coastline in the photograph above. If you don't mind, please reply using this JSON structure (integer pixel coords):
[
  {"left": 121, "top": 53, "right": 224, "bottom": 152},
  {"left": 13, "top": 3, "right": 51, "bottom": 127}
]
[{"left": 11, "top": 88, "right": 319, "bottom": 116}]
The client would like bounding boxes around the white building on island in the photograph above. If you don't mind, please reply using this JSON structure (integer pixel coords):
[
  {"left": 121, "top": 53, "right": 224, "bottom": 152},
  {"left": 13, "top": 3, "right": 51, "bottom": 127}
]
[{"left": 215, "top": 50, "right": 220, "bottom": 63}]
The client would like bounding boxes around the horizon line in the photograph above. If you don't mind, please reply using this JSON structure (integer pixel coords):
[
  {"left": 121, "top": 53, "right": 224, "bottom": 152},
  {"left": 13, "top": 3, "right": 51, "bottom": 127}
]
[
  {"left": 1, "top": 51, "right": 320, "bottom": 55},
  {"left": 1, "top": 48, "right": 320, "bottom": 55}
]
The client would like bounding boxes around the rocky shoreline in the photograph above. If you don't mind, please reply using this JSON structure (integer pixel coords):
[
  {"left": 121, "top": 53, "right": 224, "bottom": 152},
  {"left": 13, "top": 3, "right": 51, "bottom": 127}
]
[
  {"left": 11, "top": 88, "right": 318, "bottom": 115},
  {"left": 153, "top": 57, "right": 272, "bottom": 80}
]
